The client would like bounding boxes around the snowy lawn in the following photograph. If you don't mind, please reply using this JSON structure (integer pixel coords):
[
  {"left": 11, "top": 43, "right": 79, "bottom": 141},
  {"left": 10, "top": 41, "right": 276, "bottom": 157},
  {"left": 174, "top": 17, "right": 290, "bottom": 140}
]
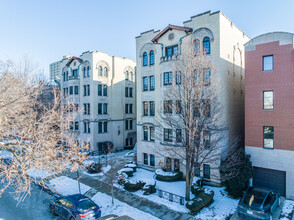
[
  {"left": 27, "top": 168, "right": 54, "bottom": 179},
  {"left": 280, "top": 200, "right": 294, "bottom": 220},
  {"left": 49, "top": 176, "right": 90, "bottom": 196},
  {"left": 92, "top": 192, "right": 159, "bottom": 220},
  {"left": 0, "top": 150, "right": 13, "bottom": 159},
  {"left": 83, "top": 165, "right": 112, "bottom": 176},
  {"left": 119, "top": 168, "right": 239, "bottom": 219}
]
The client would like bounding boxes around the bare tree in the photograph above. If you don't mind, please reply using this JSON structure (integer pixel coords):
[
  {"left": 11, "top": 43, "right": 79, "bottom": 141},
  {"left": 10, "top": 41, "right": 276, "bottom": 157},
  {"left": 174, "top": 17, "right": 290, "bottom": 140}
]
[
  {"left": 0, "top": 60, "right": 85, "bottom": 201},
  {"left": 155, "top": 41, "right": 226, "bottom": 200}
]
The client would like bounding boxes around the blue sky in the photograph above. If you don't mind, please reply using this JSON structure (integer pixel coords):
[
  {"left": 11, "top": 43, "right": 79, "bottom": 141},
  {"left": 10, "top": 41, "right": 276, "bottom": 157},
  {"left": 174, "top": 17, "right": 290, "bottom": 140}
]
[{"left": 0, "top": 0, "right": 293, "bottom": 77}]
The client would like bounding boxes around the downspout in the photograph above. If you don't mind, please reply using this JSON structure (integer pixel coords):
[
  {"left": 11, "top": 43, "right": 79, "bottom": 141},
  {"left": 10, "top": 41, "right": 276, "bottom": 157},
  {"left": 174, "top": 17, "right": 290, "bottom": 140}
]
[
  {"left": 153, "top": 42, "right": 164, "bottom": 58},
  {"left": 179, "top": 29, "right": 193, "bottom": 54}
]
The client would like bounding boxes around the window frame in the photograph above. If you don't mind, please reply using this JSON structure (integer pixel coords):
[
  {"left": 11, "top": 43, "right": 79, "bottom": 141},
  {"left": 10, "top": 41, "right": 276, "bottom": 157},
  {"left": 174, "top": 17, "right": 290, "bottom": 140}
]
[
  {"left": 143, "top": 77, "right": 148, "bottom": 91},
  {"left": 149, "top": 76, "right": 155, "bottom": 91},
  {"left": 263, "top": 126, "right": 274, "bottom": 149},
  {"left": 263, "top": 55, "right": 273, "bottom": 71},
  {"left": 263, "top": 91, "right": 274, "bottom": 110},
  {"left": 203, "top": 37, "right": 211, "bottom": 55},
  {"left": 150, "top": 50, "right": 154, "bottom": 65},
  {"left": 143, "top": 52, "right": 148, "bottom": 66},
  {"left": 203, "top": 164, "right": 210, "bottom": 179}
]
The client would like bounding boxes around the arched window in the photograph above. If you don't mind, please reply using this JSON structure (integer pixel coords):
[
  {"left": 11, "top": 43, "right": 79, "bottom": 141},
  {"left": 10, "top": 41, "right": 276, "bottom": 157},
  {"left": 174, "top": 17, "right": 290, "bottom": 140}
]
[
  {"left": 150, "top": 50, "right": 154, "bottom": 65},
  {"left": 203, "top": 68, "right": 211, "bottom": 86},
  {"left": 98, "top": 66, "right": 102, "bottom": 76},
  {"left": 194, "top": 39, "right": 200, "bottom": 56},
  {"left": 83, "top": 67, "right": 86, "bottom": 77},
  {"left": 104, "top": 67, "right": 108, "bottom": 77},
  {"left": 125, "top": 71, "right": 129, "bottom": 80},
  {"left": 87, "top": 66, "right": 90, "bottom": 77},
  {"left": 203, "top": 37, "right": 210, "bottom": 54},
  {"left": 130, "top": 71, "right": 133, "bottom": 81},
  {"left": 63, "top": 72, "right": 66, "bottom": 81},
  {"left": 143, "top": 52, "right": 148, "bottom": 66}
]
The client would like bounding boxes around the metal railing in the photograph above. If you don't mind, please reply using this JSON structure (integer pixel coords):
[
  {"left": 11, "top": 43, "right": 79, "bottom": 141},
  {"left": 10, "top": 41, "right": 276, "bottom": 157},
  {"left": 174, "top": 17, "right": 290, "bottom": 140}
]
[{"left": 156, "top": 188, "right": 185, "bottom": 205}]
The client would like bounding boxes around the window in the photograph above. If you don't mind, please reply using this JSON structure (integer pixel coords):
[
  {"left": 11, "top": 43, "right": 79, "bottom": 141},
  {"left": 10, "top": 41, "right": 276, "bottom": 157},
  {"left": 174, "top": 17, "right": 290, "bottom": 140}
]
[
  {"left": 165, "top": 45, "right": 178, "bottom": 57},
  {"left": 150, "top": 154, "right": 155, "bottom": 166},
  {"left": 69, "top": 104, "right": 73, "bottom": 112},
  {"left": 129, "top": 104, "right": 133, "bottom": 114},
  {"left": 150, "top": 50, "right": 154, "bottom": 65},
  {"left": 143, "top": 153, "right": 148, "bottom": 165},
  {"left": 203, "top": 99, "right": 210, "bottom": 117},
  {"left": 104, "top": 67, "right": 108, "bottom": 77},
  {"left": 263, "top": 91, "right": 273, "bottom": 110},
  {"left": 87, "top": 66, "right": 90, "bottom": 77},
  {"left": 103, "top": 103, "right": 107, "bottom": 114},
  {"left": 150, "top": 101, "right": 155, "bottom": 116},
  {"left": 263, "top": 126, "right": 274, "bottom": 149},
  {"left": 143, "top": 126, "right": 148, "bottom": 141},
  {"left": 194, "top": 39, "right": 200, "bottom": 55},
  {"left": 83, "top": 85, "right": 90, "bottom": 96},
  {"left": 83, "top": 67, "right": 86, "bottom": 78},
  {"left": 203, "top": 68, "right": 211, "bottom": 86},
  {"left": 143, "top": 77, "right": 148, "bottom": 91},
  {"left": 87, "top": 85, "right": 90, "bottom": 96},
  {"left": 203, "top": 130, "right": 210, "bottom": 148},
  {"left": 129, "top": 120, "right": 133, "bottom": 130},
  {"left": 176, "top": 72, "right": 181, "bottom": 85},
  {"left": 125, "top": 71, "right": 129, "bottom": 80},
  {"left": 143, "top": 102, "right": 148, "bottom": 116},
  {"left": 125, "top": 138, "right": 129, "bottom": 146},
  {"left": 98, "top": 121, "right": 108, "bottom": 133},
  {"left": 104, "top": 121, "right": 107, "bottom": 132},
  {"left": 150, "top": 127, "right": 155, "bottom": 141},
  {"left": 164, "top": 100, "right": 172, "bottom": 114},
  {"left": 98, "top": 66, "right": 102, "bottom": 76},
  {"left": 83, "top": 121, "right": 90, "bottom": 133},
  {"left": 150, "top": 76, "right": 155, "bottom": 91},
  {"left": 164, "top": 129, "right": 173, "bottom": 142},
  {"left": 203, "top": 37, "right": 210, "bottom": 54},
  {"left": 75, "top": 122, "right": 79, "bottom": 130},
  {"left": 125, "top": 104, "right": 129, "bottom": 114},
  {"left": 203, "top": 164, "right": 210, "bottom": 179},
  {"left": 129, "top": 88, "right": 133, "bottom": 97},
  {"left": 165, "top": 157, "right": 172, "bottom": 171},
  {"left": 69, "top": 86, "right": 73, "bottom": 95},
  {"left": 125, "top": 87, "right": 129, "bottom": 97},
  {"left": 103, "top": 85, "right": 107, "bottom": 96},
  {"left": 263, "top": 55, "right": 273, "bottom": 71},
  {"left": 176, "top": 129, "right": 182, "bottom": 143},
  {"left": 193, "top": 100, "right": 200, "bottom": 117},
  {"left": 98, "top": 85, "right": 102, "bottom": 96},
  {"left": 69, "top": 121, "right": 73, "bottom": 130},
  {"left": 84, "top": 103, "right": 90, "bottom": 115},
  {"left": 176, "top": 100, "right": 182, "bottom": 114},
  {"left": 130, "top": 72, "right": 133, "bottom": 81},
  {"left": 74, "top": 104, "right": 79, "bottom": 112},
  {"left": 98, "top": 122, "right": 102, "bottom": 133},
  {"left": 195, "top": 162, "right": 200, "bottom": 177},
  {"left": 163, "top": 72, "right": 172, "bottom": 85},
  {"left": 143, "top": 52, "right": 148, "bottom": 66},
  {"left": 73, "top": 69, "right": 78, "bottom": 77},
  {"left": 125, "top": 120, "right": 129, "bottom": 130},
  {"left": 174, "top": 159, "right": 180, "bottom": 171},
  {"left": 74, "top": 86, "right": 79, "bottom": 95}
]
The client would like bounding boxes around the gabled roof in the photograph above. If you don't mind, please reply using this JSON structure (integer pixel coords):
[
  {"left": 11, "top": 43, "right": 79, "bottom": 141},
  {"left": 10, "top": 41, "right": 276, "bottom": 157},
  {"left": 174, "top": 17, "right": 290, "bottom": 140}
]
[
  {"left": 65, "top": 56, "right": 83, "bottom": 66},
  {"left": 152, "top": 24, "right": 192, "bottom": 43}
]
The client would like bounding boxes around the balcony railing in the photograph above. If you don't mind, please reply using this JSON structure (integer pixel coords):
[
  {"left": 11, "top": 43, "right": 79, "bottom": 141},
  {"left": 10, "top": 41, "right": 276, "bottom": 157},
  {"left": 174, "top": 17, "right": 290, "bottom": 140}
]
[
  {"left": 160, "top": 55, "right": 179, "bottom": 63},
  {"left": 68, "top": 75, "right": 79, "bottom": 80}
]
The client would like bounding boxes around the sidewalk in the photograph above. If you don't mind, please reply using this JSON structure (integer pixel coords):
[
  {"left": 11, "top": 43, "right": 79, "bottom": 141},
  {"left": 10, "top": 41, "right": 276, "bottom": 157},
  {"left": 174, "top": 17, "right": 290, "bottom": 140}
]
[{"left": 78, "top": 175, "right": 195, "bottom": 220}]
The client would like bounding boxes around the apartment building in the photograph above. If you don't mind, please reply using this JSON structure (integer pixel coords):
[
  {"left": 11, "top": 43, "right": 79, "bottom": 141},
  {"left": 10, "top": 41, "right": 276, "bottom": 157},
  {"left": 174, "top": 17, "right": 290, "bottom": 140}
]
[
  {"left": 60, "top": 51, "right": 136, "bottom": 153},
  {"left": 136, "top": 11, "right": 249, "bottom": 186},
  {"left": 245, "top": 32, "right": 294, "bottom": 198},
  {"left": 49, "top": 55, "right": 72, "bottom": 82}
]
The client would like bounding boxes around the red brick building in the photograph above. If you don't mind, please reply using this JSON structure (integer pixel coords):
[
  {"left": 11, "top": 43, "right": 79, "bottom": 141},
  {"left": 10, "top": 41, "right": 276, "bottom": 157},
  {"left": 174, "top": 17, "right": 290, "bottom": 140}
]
[{"left": 245, "top": 32, "right": 294, "bottom": 198}]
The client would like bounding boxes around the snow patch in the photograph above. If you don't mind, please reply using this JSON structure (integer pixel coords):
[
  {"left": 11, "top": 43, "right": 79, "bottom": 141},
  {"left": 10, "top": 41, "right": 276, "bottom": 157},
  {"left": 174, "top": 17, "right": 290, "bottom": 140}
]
[
  {"left": 27, "top": 168, "right": 54, "bottom": 179},
  {"left": 155, "top": 169, "right": 178, "bottom": 177}
]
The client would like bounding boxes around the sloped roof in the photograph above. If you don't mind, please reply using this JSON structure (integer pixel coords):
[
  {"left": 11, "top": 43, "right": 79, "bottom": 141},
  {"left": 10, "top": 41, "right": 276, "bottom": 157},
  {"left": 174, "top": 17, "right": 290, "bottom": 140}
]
[
  {"left": 65, "top": 56, "right": 83, "bottom": 66},
  {"left": 152, "top": 24, "right": 192, "bottom": 43}
]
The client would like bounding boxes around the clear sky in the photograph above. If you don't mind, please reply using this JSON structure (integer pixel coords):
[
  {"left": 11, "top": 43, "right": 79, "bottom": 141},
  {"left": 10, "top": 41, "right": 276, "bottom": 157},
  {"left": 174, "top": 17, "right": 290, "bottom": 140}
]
[{"left": 0, "top": 0, "right": 293, "bottom": 77}]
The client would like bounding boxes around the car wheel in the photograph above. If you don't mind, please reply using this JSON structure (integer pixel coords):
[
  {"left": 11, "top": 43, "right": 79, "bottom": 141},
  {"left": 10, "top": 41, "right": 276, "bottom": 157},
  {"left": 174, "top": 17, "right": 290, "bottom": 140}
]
[{"left": 49, "top": 205, "right": 57, "bottom": 216}]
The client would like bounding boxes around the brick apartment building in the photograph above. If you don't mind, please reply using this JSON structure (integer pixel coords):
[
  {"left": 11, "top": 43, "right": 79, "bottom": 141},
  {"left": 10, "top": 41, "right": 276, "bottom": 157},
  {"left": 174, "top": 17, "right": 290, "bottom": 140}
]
[{"left": 245, "top": 32, "right": 294, "bottom": 198}]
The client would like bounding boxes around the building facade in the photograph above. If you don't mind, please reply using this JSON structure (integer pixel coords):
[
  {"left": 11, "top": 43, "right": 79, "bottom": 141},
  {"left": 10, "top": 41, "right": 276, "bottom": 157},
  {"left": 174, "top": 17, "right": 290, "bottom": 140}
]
[
  {"left": 245, "top": 32, "right": 294, "bottom": 198},
  {"left": 50, "top": 55, "right": 72, "bottom": 82},
  {"left": 136, "top": 11, "right": 249, "bottom": 185},
  {"left": 60, "top": 51, "right": 136, "bottom": 153}
]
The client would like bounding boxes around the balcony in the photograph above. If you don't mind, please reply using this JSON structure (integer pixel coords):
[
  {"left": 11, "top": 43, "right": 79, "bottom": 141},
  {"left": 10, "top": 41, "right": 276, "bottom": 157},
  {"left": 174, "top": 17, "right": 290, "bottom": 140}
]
[
  {"left": 68, "top": 75, "right": 79, "bottom": 80},
  {"left": 160, "top": 55, "right": 179, "bottom": 63}
]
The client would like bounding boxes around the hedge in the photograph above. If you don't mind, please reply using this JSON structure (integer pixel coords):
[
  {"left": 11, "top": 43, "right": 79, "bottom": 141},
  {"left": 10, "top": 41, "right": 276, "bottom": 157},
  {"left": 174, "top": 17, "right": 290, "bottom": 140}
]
[
  {"left": 155, "top": 169, "right": 183, "bottom": 182},
  {"left": 186, "top": 189, "right": 214, "bottom": 214},
  {"left": 124, "top": 180, "right": 145, "bottom": 192}
]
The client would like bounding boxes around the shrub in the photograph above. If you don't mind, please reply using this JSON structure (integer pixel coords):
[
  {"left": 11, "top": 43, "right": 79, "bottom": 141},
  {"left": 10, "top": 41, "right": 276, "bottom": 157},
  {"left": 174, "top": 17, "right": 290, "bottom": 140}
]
[
  {"left": 117, "top": 173, "right": 128, "bottom": 185},
  {"left": 124, "top": 179, "right": 145, "bottom": 192},
  {"left": 118, "top": 168, "right": 134, "bottom": 177},
  {"left": 191, "top": 184, "right": 204, "bottom": 196},
  {"left": 155, "top": 169, "right": 183, "bottom": 182},
  {"left": 143, "top": 180, "right": 156, "bottom": 195},
  {"left": 124, "top": 163, "right": 137, "bottom": 172},
  {"left": 85, "top": 162, "right": 102, "bottom": 174},
  {"left": 186, "top": 189, "right": 214, "bottom": 214}
]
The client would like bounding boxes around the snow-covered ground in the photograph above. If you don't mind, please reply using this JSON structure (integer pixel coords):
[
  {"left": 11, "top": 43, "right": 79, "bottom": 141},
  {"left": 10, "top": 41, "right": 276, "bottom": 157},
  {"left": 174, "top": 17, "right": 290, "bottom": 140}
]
[
  {"left": 92, "top": 192, "right": 159, "bottom": 220},
  {"left": 27, "top": 168, "right": 54, "bottom": 179},
  {"left": 280, "top": 200, "right": 294, "bottom": 220},
  {"left": 119, "top": 168, "right": 239, "bottom": 219},
  {"left": 49, "top": 176, "right": 91, "bottom": 196},
  {"left": 83, "top": 165, "right": 112, "bottom": 176}
]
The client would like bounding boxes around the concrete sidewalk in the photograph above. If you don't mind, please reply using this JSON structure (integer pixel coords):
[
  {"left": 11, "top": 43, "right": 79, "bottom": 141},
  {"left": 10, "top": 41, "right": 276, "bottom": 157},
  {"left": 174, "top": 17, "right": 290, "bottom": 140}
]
[{"left": 78, "top": 175, "right": 195, "bottom": 220}]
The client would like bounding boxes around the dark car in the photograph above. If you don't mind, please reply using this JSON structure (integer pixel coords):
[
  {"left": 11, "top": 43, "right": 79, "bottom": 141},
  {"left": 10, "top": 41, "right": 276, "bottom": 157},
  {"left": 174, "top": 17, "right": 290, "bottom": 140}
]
[
  {"left": 237, "top": 187, "right": 280, "bottom": 220},
  {"left": 50, "top": 194, "right": 101, "bottom": 220}
]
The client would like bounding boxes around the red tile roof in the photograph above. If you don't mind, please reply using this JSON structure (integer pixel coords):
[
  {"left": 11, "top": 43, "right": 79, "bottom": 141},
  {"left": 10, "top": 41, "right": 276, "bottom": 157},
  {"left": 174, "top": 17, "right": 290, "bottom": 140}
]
[
  {"left": 66, "top": 56, "right": 83, "bottom": 66},
  {"left": 152, "top": 24, "right": 192, "bottom": 43}
]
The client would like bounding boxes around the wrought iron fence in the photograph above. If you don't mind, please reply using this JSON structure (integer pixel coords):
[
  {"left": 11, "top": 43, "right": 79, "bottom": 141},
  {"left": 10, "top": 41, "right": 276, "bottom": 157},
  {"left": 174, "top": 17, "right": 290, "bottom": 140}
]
[{"left": 156, "top": 188, "right": 185, "bottom": 205}]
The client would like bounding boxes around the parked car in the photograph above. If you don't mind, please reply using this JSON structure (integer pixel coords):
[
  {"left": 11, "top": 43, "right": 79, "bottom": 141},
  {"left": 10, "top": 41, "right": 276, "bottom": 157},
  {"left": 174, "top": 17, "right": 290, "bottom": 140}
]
[
  {"left": 237, "top": 187, "right": 280, "bottom": 220},
  {"left": 50, "top": 194, "right": 101, "bottom": 219}
]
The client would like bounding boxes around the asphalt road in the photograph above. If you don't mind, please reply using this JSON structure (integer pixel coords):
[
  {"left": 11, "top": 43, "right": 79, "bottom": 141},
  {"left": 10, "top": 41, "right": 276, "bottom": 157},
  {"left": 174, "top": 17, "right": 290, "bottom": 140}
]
[{"left": 0, "top": 184, "right": 59, "bottom": 220}]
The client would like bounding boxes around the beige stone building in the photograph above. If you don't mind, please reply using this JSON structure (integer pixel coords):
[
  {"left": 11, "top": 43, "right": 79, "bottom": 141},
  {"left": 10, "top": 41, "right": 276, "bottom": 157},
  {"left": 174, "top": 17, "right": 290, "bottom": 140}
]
[
  {"left": 136, "top": 11, "right": 249, "bottom": 185},
  {"left": 60, "top": 51, "right": 136, "bottom": 153},
  {"left": 49, "top": 55, "right": 72, "bottom": 82}
]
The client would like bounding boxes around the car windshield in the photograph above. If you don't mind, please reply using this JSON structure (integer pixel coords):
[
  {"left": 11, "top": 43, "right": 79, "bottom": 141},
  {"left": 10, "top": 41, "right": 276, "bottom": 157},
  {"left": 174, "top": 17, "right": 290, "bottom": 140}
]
[
  {"left": 243, "top": 189, "right": 267, "bottom": 209},
  {"left": 77, "top": 199, "right": 96, "bottom": 211}
]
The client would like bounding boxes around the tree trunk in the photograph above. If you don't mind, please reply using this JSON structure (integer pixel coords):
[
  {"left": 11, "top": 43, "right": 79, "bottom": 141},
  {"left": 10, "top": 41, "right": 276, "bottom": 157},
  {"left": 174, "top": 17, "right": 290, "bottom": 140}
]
[{"left": 185, "top": 152, "right": 191, "bottom": 200}]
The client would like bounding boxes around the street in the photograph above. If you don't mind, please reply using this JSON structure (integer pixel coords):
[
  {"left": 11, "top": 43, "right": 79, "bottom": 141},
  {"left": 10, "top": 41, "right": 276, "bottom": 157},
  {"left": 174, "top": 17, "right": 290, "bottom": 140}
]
[{"left": 0, "top": 184, "right": 58, "bottom": 220}]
